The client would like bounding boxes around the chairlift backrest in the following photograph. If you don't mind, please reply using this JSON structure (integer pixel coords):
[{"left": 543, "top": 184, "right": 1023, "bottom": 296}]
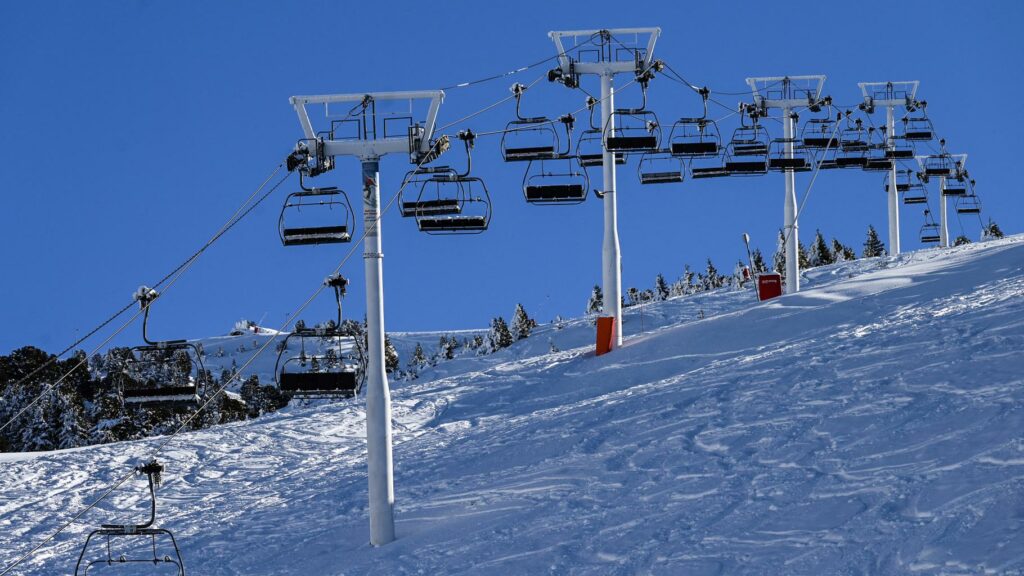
[
  {"left": 278, "top": 173, "right": 355, "bottom": 246},
  {"left": 637, "top": 152, "right": 685, "bottom": 184},
  {"left": 523, "top": 157, "right": 589, "bottom": 204}
]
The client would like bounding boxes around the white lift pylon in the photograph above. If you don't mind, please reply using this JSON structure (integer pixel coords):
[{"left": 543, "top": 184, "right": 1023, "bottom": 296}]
[
  {"left": 857, "top": 80, "right": 923, "bottom": 256},
  {"left": 746, "top": 75, "right": 827, "bottom": 294},
  {"left": 549, "top": 27, "right": 661, "bottom": 349},
  {"left": 289, "top": 89, "right": 445, "bottom": 547}
]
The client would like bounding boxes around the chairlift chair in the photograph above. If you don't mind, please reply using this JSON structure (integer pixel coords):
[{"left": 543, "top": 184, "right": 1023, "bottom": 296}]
[
  {"left": 278, "top": 172, "right": 355, "bottom": 246},
  {"left": 275, "top": 275, "right": 364, "bottom": 399},
  {"left": 523, "top": 158, "right": 590, "bottom": 204},
  {"left": 689, "top": 154, "right": 730, "bottom": 179},
  {"left": 955, "top": 190, "right": 981, "bottom": 214},
  {"left": 942, "top": 174, "right": 968, "bottom": 196},
  {"left": 576, "top": 98, "right": 627, "bottom": 167},
  {"left": 723, "top": 115, "right": 769, "bottom": 175},
  {"left": 921, "top": 154, "right": 954, "bottom": 177},
  {"left": 605, "top": 109, "right": 661, "bottom": 152},
  {"left": 886, "top": 135, "right": 915, "bottom": 159},
  {"left": 768, "top": 138, "right": 810, "bottom": 172},
  {"left": 122, "top": 288, "right": 204, "bottom": 409},
  {"left": 836, "top": 115, "right": 870, "bottom": 168},
  {"left": 637, "top": 151, "right": 685, "bottom": 184},
  {"left": 75, "top": 460, "right": 186, "bottom": 576},
  {"left": 406, "top": 131, "right": 491, "bottom": 233},
  {"left": 902, "top": 183, "right": 928, "bottom": 204},
  {"left": 902, "top": 114, "right": 934, "bottom": 141},
  {"left": 800, "top": 113, "right": 840, "bottom": 149},
  {"left": 920, "top": 209, "right": 941, "bottom": 243},
  {"left": 501, "top": 83, "right": 560, "bottom": 162}
]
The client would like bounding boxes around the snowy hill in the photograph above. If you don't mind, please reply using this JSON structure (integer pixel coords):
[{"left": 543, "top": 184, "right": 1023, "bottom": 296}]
[{"left": 2, "top": 236, "right": 1024, "bottom": 575}]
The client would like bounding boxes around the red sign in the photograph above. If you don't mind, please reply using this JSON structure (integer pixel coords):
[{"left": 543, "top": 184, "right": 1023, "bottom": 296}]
[{"left": 757, "top": 273, "right": 783, "bottom": 301}]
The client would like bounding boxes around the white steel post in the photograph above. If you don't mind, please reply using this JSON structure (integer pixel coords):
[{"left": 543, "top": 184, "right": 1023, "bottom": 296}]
[
  {"left": 600, "top": 73, "right": 623, "bottom": 347},
  {"left": 939, "top": 175, "right": 949, "bottom": 247},
  {"left": 783, "top": 108, "right": 799, "bottom": 294},
  {"left": 886, "top": 105, "right": 901, "bottom": 255},
  {"left": 361, "top": 158, "right": 395, "bottom": 546}
]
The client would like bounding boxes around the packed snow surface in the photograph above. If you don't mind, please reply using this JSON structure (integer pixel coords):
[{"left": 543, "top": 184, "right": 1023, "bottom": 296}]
[{"left": 2, "top": 236, "right": 1024, "bottom": 575}]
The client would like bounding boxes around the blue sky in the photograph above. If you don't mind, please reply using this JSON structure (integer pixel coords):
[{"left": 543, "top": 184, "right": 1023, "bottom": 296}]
[{"left": 1, "top": 1, "right": 1020, "bottom": 355}]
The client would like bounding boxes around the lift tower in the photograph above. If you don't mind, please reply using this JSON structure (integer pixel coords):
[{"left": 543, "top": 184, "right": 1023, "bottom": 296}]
[
  {"left": 549, "top": 28, "right": 661, "bottom": 349},
  {"left": 746, "top": 76, "right": 827, "bottom": 294},
  {"left": 290, "top": 90, "right": 445, "bottom": 546},
  {"left": 858, "top": 81, "right": 923, "bottom": 256}
]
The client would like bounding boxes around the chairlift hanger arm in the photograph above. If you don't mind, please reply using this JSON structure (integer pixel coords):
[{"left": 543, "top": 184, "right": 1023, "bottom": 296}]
[
  {"left": 549, "top": 28, "right": 661, "bottom": 76},
  {"left": 289, "top": 90, "right": 444, "bottom": 160}
]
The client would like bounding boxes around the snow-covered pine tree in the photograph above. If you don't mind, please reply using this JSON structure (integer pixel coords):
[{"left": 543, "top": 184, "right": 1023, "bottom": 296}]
[
  {"left": 384, "top": 334, "right": 400, "bottom": 373},
  {"left": 409, "top": 342, "right": 427, "bottom": 368},
  {"left": 863, "top": 225, "right": 886, "bottom": 257},
  {"left": 773, "top": 229, "right": 787, "bottom": 278},
  {"left": 510, "top": 303, "right": 535, "bottom": 340},
  {"left": 626, "top": 287, "right": 640, "bottom": 307},
  {"left": 798, "top": 241, "right": 811, "bottom": 269},
  {"left": 705, "top": 258, "right": 723, "bottom": 290},
  {"left": 983, "top": 218, "right": 1005, "bottom": 240},
  {"left": 586, "top": 285, "right": 603, "bottom": 315},
  {"left": 809, "top": 230, "right": 833, "bottom": 267},
  {"left": 831, "top": 238, "right": 856, "bottom": 262},
  {"left": 751, "top": 249, "right": 768, "bottom": 274},
  {"left": 489, "top": 317, "right": 514, "bottom": 351},
  {"left": 954, "top": 235, "right": 971, "bottom": 246},
  {"left": 654, "top": 273, "right": 670, "bottom": 301}
]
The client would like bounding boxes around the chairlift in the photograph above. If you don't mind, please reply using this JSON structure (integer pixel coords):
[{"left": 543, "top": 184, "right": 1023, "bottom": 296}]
[
  {"left": 724, "top": 112, "right": 769, "bottom": 175},
  {"left": 687, "top": 152, "right": 729, "bottom": 179},
  {"left": 800, "top": 112, "right": 840, "bottom": 149},
  {"left": 768, "top": 138, "right": 809, "bottom": 172},
  {"left": 275, "top": 274, "right": 364, "bottom": 399},
  {"left": 523, "top": 158, "right": 590, "bottom": 204},
  {"left": 75, "top": 460, "right": 186, "bottom": 576},
  {"left": 576, "top": 101, "right": 626, "bottom": 167},
  {"left": 668, "top": 88, "right": 721, "bottom": 157},
  {"left": 278, "top": 172, "right": 355, "bottom": 246},
  {"left": 886, "top": 168, "right": 914, "bottom": 193},
  {"left": 604, "top": 84, "right": 661, "bottom": 152},
  {"left": 921, "top": 154, "right": 954, "bottom": 177},
  {"left": 637, "top": 151, "right": 685, "bottom": 184},
  {"left": 501, "top": 83, "right": 560, "bottom": 162},
  {"left": 121, "top": 288, "right": 204, "bottom": 409},
  {"left": 406, "top": 131, "right": 491, "bottom": 234},
  {"left": 886, "top": 135, "right": 915, "bottom": 159},
  {"left": 902, "top": 114, "right": 934, "bottom": 141},
  {"left": 836, "top": 114, "right": 869, "bottom": 168},
  {"left": 903, "top": 183, "right": 928, "bottom": 204},
  {"left": 920, "top": 209, "right": 941, "bottom": 243},
  {"left": 955, "top": 189, "right": 981, "bottom": 214},
  {"left": 942, "top": 174, "right": 968, "bottom": 196}
]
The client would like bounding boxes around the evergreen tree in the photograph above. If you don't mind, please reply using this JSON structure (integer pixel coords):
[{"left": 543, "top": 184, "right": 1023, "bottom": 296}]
[
  {"left": 409, "top": 343, "right": 427, "bottom": 369},
  {"left": 704, "top": 258, "right": 723, "bottom": 290},
  {"left": 586, "top": 285, "right": 604, "bottom": 314},
  {"left": 510, "top": 304, "right": 535, "bottom": 340},
  {"left": 489, "top": 317, "right": 514, "bottom": 351},
  {"left": 983, "top": 218, "right": 1005, "bottom": 240},
  {"left": 773, "top": 229, "right": 787, "bottom": 277},
  {"left": 863, "top": 225, "right": 886, "bottom": 258},
  {"left": 953, "top": 235, "right": 971, "bottom": 246},
  {"left": 751, "top": 249, "right": 768, "bottom": 274},
  {"left": 682, "top": 265, "right": 695, "bottom": 294},
  {"left": 798, "top": 241, "right": 811, "bottom": 269},
  {"left": 654, "top": 273, "right": 670, "bottom": 301},
  {"left": 831, "top": 238, "right": 856, "bottom": 262},
  {"left": 626, "top": 287, "right": 640, "bottom": 307},
  {"left": 384, "top": 334, "right": 399, "bottom": 373},
  {"left": 810, "top": 229, "right": 834, "bottom": 267}
]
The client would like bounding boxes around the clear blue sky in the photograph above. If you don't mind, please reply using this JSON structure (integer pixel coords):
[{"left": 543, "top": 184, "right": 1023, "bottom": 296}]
[{"left": 1, "top": 1, "right": 1020, "bottom": 355}]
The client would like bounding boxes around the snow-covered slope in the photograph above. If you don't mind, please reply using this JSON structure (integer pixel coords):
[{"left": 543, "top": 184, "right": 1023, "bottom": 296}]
[{"left": 2, "top": 237, "right": 1024, "bottom": 575}]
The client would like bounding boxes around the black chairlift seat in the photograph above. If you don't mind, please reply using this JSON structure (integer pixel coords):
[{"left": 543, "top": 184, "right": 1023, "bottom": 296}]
[
  {"left": 123, "top": 386, "right": 199, "bottom": 409},
  {"left": 606, "top": 135, "right": 658, "bottom": 152},
  {"left": 768, "top": 157, "right": 809, "bottom": 170},
  {"left": 400, "top": 198, "right": 462, "bottom": 217},
  {"left": 578, "top": 152, "right": 626, "bottom": 167},
  {"left": 640, "top": 171, "right": 684, "bottom": 184},
  {"left": 904, "top": 117, "right": 933, "bottom": 141},
  {"left": 504, "top": 145, "right": 557, "bottom": 161},
  {"left": 864, "top": 158, "right": 894, "bottom": 171},
  {"left": 725, "top": 160, "right": 768, "bottom": 175},
  {"left": 803, "top": 135, "right": 839, "bottom": 148},
  {"left": 903, "top": 191, "right": 928, "bottom": 204},
  {"left": 418, "top": 215, "right": 489, "bottom": 232},
  {"left": 836, "top": 156, "right": 868, "bottom": 168},
  {"left": 671, "top": 141, "right": 719, "bottom": 156},
  {"left": 943, "top": 179, "right": 967, "bottom": 196},
  {"left": 281, "top": 225, "right": 351, "bottom": 246},
  {"left": 525, "top": 184, "right": 587, "bottom": 202},
  {"left": 280, "top": 370, "right": 357, "bottom": 397},
  {"left": 921, "top": 231, "right": 941, "bottom": 243},
  {"left": 691, "top": 165, "right": 730, "bottom": 179}
]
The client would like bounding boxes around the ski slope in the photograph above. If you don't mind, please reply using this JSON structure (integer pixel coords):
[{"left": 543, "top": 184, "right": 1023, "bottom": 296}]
[{"left": 2, "top": 236, "right": 1024, "bottom": 575}]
